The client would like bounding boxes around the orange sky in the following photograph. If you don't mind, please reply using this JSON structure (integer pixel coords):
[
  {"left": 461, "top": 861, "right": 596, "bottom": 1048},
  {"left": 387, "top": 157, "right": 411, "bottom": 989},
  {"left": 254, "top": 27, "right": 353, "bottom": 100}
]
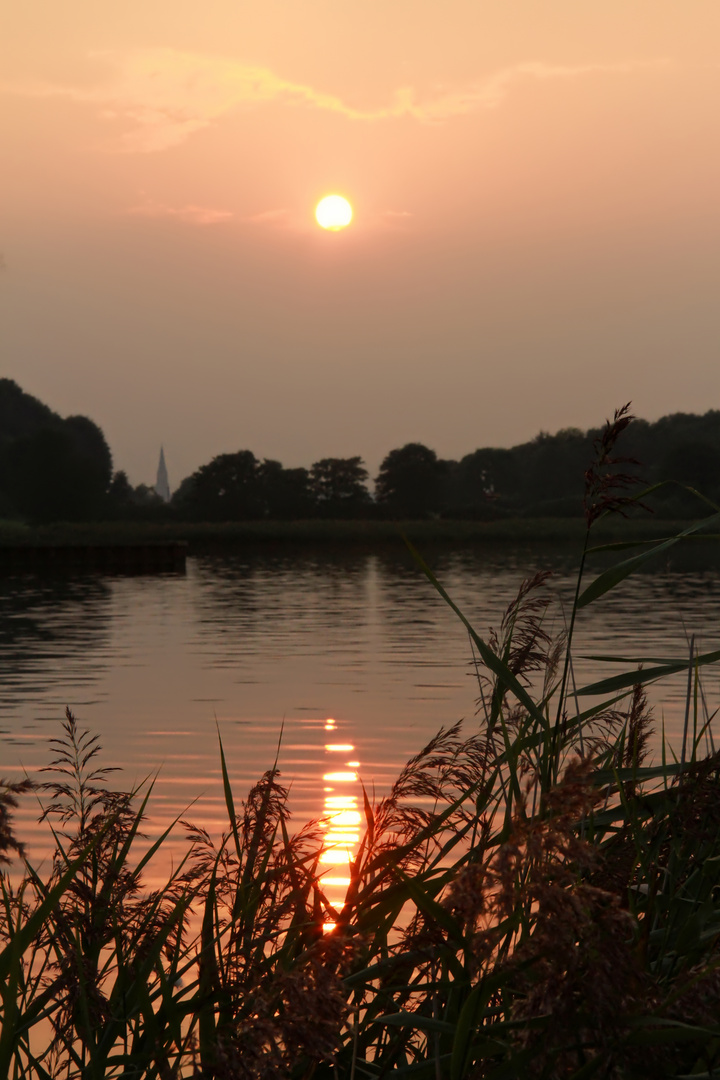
[{"left": 2, "top": 2, "right": 719, "bottom": 486}]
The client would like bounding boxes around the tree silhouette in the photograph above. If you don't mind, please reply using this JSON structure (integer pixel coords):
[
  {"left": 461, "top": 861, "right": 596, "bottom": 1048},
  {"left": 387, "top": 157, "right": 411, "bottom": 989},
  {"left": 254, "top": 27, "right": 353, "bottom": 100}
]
[
  {"left": 309, "top": 457, "right": 371, "bottom": 517},
  {"left": 107, "top": 470, "right": 133, "bottom": 508},
  {"left": 5, "top": 425, "right": 111, "bottom": 523},
  {"left": 257, "top": 460, "right": 312, "bottom": 519},
  {"left": 10, "top": 373, "right": 720, "bottom": 525},
  {"left": 179, "top": 451, "right": 263, "bottom": 520},
  {"left": 0, "top": 378, "right": 58, "bottom": 442},
  {"left": 0, "top": 381, "right": 113, "bottom": 522},
  {"left": 662, "top": 441, "right": 718, "bottom": 491},
  {"left": 452, "top": 448, "right": 517, "bottom": 517},
  {"left": 375, "top": 443, "right": 447, "bottom": 518}
]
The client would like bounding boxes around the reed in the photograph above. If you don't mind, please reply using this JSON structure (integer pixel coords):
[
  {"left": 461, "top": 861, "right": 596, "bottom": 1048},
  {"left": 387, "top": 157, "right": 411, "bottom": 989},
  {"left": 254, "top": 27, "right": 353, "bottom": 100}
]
[{"left": 3, "top": 406, "right": 720, "bottom": 1078}]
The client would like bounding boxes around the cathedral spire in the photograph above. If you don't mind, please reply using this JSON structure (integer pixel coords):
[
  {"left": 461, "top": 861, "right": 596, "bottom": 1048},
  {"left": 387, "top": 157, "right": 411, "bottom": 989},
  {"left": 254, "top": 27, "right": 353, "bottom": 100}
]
[{"left": 155, "top": 446, "right": 170, "bottom": 502}]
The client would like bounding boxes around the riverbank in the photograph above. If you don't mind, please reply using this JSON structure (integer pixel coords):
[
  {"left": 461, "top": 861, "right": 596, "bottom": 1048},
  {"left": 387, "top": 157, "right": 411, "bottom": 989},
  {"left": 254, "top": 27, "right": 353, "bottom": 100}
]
[{"left": 0, "top": 514, "right": 711, "bottom": 549}]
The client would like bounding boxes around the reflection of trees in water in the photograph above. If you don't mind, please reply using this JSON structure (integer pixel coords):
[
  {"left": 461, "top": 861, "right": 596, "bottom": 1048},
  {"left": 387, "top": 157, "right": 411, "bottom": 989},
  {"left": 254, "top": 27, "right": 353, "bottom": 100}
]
[
  {"left": 0, "top": 575, "right": 113, "bottom": 717},
  {"left": 173, "top": 546, "right": 720, "bottom": 713},
  {"left": 188, "top": 546, "right": 579, "bottom": 680},
  {"left": 191, "top": 550, "right": 376, "bottom": 668},
  {"left": 370, "top": 545, "right": 571, "bottom": 640},
  {"left": 192, "top": 545, "right": 563, "bottom": 635}
]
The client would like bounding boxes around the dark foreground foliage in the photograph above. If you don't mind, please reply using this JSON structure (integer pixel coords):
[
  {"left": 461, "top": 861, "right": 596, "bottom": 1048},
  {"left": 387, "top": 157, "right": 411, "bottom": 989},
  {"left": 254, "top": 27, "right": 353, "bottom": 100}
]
[{"left": 3, "top": 408, "right": 720, "bottom": 1078}]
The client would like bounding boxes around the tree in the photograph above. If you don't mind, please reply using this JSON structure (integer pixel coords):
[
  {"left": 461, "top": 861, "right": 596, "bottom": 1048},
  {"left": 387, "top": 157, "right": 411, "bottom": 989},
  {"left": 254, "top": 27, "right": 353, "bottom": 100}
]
[
  {"left": 449, "top": 448, "right": 515, "bottom": 518},
  {"left": 175, "top": 451, "right": 262, "bottom": 520},
  {"left": 0, "top": 381, "right": 114, "bottom": 522},
  {"left": 519, "top": 428, "right": 592, "bottom": 515},
  {"left": 106, "top": 471, "right": 174, "bottom": 521},
  {"left": 107, "top": 470, "right": 133, "bottom": 508},
  {"left": 309, "top": 457, "right": 371, "bottom": 517},
  {"left": 0, "top": 378, "right": 58, "bottom": 443},
  {"left": 375, "top": 443, "right": 447, "bottom": 518},
  {"left": 257, "top": 460, "right": 312, "bottom": 519},
  {"left": 4, "top": 424, "right": 111, "bottom": 523},
  {"left": 653, "top": 440, "right": 720, "bottom": 517},
  {"left": 65, "top": 415, "right": 113, "bottom": 508},
  {"left": 171, "top": 475, "right": 198, "bottom": 513},
  {"left": 661, "top": 441, "right": 718, "bottom": 492}
]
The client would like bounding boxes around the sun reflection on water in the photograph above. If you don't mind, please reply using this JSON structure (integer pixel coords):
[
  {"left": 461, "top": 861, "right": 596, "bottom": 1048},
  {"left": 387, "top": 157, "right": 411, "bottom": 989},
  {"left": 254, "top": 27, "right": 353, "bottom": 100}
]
[{"left": 319, "top": 722, "right": 361, "bottom": 928}]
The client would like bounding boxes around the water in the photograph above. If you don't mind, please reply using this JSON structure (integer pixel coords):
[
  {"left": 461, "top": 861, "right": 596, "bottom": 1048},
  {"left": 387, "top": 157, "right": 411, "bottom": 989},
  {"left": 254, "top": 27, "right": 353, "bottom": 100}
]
[{"left": 2, "top": 543, "right": 720, "bottom": 895}]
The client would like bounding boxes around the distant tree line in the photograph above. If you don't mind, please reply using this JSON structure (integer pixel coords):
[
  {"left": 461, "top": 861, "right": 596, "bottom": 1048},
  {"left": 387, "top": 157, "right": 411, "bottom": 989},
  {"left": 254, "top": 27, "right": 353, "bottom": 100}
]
[
  {"left": 2, "top": 378, "right": 719, "bottom": 524},
  {"left": 166, "top": 422, "right": 720, "bottom": 523}
]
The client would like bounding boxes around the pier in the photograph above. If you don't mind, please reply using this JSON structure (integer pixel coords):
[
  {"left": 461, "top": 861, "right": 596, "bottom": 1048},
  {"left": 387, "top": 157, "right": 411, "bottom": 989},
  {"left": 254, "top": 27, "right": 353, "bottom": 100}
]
[{"left": 0, "top": 542, "right": 187, "bottom": 574}]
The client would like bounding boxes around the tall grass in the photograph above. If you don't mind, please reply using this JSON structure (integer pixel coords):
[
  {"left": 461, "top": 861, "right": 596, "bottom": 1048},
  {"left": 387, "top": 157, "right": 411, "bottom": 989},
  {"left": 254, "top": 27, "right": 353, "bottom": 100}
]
[{"left": 3, "top": 405, "right": 720, "bottom": 1078}]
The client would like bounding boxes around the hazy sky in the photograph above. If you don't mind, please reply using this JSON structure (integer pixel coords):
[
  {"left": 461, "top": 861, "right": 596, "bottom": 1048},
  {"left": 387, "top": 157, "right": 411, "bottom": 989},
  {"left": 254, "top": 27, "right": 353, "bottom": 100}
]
[{"left": 2, "top": 2, "right": 719, "bottom": 487}]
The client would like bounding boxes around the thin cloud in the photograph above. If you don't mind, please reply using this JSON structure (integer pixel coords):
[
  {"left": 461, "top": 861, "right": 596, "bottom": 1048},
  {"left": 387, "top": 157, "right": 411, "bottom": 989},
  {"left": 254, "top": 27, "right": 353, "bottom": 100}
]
[
  {"left": 126, "top": 200, "right": 293, "bottom": 228},
  {"left": 244, "top": 208, "right": 290, "bottom": 225},
  {"left": 6, "top": 49, "right": 671, "bottom": 152},
  {"left": 127, "top": 198, "right": 234, "bottom": 224},
  {"left": 381, "top": 209, "right": 414, "bottom": 230}
]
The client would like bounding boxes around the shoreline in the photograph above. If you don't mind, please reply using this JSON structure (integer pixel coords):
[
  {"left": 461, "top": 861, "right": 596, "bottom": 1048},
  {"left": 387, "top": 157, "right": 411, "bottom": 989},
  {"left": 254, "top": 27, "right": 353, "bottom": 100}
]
[{"left": 0, "top": 515, "right": 715, "bottom": 549}]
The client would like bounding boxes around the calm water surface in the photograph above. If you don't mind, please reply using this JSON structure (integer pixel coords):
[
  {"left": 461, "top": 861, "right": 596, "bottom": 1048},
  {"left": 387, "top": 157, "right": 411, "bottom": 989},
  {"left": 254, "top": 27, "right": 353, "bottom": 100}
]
[{"left": 2, "top": 544, "right": 719, "bottom": 893}]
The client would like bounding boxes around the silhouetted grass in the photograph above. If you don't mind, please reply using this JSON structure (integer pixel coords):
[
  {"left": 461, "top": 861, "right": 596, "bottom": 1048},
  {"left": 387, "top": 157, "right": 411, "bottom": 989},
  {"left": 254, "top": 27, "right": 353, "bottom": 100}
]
[{"left": 3, "top": 407, "right": 720, "bottom": 1077}]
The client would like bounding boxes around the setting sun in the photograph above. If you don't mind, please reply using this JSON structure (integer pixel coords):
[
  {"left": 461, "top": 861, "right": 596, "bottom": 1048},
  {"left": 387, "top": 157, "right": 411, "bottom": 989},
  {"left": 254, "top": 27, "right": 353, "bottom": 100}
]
[{"left": 315, "top": 194, "right": 353, "bottom": 230}]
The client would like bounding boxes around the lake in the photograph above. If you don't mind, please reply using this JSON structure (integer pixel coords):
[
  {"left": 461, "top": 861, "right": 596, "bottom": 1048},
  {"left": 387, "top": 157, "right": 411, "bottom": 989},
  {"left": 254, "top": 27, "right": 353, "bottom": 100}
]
[{"left": 2, "top": 541, "right": 719, "bottom": 898}]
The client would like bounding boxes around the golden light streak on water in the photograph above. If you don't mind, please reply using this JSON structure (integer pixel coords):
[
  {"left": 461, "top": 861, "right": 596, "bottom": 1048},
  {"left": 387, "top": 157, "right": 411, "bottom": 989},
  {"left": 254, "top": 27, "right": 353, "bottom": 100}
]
[
  {"left": 319, "top": 848, "right": 353, "bottom": 863},
  {"left": 320, "top": 722, "right": 361, "bottom": 930},
  {"left": 328, "top": 810, "right": 361, "bottom": 826}
]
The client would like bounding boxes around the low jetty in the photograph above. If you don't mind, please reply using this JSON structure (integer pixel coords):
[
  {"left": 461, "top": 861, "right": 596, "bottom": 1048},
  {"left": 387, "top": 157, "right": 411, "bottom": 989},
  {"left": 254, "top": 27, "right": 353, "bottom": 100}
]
[{"left": 0, "top": 542, "right": 187, "bottom": 575}]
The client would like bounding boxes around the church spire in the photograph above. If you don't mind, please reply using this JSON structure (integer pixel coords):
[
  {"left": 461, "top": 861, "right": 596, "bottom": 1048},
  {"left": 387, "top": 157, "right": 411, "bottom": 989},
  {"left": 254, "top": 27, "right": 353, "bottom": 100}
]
[{"left": 155, "top": 446, "right": 170, "bottom": 502}]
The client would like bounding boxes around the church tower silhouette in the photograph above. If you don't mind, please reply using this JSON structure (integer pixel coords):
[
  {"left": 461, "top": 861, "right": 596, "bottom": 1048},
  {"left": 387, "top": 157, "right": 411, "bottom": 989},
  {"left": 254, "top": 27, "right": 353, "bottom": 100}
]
[{"left": 155, "top": 447, "right": 170, "bottom": 502}]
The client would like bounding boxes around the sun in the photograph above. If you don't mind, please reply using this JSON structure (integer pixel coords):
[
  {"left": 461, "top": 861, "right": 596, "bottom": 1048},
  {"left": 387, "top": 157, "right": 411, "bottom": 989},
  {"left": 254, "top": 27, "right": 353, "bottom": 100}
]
[{"left": 315, "top": 194, "right": 353, "bottom": 231}]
